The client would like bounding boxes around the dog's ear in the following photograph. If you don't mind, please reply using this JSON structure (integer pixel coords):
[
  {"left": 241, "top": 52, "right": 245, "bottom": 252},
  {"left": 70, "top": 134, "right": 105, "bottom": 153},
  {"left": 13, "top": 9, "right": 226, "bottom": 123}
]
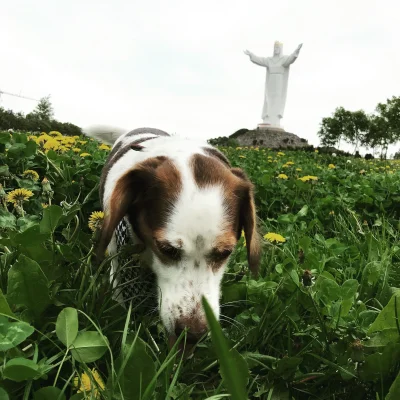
[
  {"left": 97, "top": 156, "right": 168, "bottom": 259},
  {"left": 231, "top": 168, "right": 261, "bottom": 276}
]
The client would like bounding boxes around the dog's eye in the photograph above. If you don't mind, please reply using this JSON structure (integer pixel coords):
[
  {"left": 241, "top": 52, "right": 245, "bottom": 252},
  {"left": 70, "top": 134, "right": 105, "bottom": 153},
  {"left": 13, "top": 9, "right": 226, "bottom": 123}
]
[
  {"left": 156, "top": 241, "right": 182, "bottom": 261},
  {"left": 208, "top": 249, "right": 233, "bottom": 262}
]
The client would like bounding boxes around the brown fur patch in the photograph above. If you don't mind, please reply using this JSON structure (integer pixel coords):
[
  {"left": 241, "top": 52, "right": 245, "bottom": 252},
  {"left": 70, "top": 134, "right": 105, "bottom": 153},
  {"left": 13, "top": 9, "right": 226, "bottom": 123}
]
[
  {"left": 202, "top": 147, "right": 231, "bottom": 167},
  {"left": 97, "top": 156, "right": 182, "bottom": 259},
  {"left": 190, "top": 154, "right": 261, "bottom": 275}
]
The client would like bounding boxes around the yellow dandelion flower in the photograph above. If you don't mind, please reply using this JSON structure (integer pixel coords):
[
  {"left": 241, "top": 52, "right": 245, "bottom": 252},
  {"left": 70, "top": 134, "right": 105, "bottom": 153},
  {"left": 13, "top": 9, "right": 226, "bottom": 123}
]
[
  {"left": 88, "top": 211, "right": 105, "bottom": 232},
  {"left": 59, "top": 145, "right": 69, "bottom": 152},
  {"left": 277, "top": 152, "right": 285, "bottom": 156},
  {"left": 35, "top": 134, "right": 51, "bottom": 144},
  {"left": 329, "top": 210, "right": 335, "bottom": 215},
  {"left": 73, "top": 135, "right": 80, "bottom": 139},
  {"left": 282, "top": 164, "right": 289, "bottom": 168},
  {"left": 296, "top": 168, "right": 302, "bottom": 172},
  {"left": 239, "top": 155, "right": 246, "bottom": 159},
  {"left": 268, "top": 156, "right": 273, "bottom": 159},
  {"left": 99, "top": 143, "right": 112, "bottom": 151},
  {"left": 6, "top": 188, "right": 34, "bottom": 204},
  {"left": 286, "top": 161, "right": 295, "bottom": 165},
  {"left": 72, "top": 148, "right": 81, "bottom": 153},
  {"left": 80, "top": 153, "right": 91, "bottom": 157},
  {"left": 49, "top": 131, "right": 62, "bottom": 137},
  {"left": 235, "top": 147, "right": 242, "bottom": 150},
  {"left": 298, "top": 175, "right": 318, "bottom": 182},
  {"left": 22, "top": 170, "right": 39, "bottom": 181},
  {"left": 328, "top": 164, "right": 335, "bottom": 169},
  {"left": 73, "top": 369, "right": 105, "bottom": 398},
  {"left": 277, "top": 174, "right": 288, "bottom": 180},
  {"left": 78, "top": 140, "right": 88, "bottom": 145},
  {"left": 264, "top": 232, "right": 286, "bottom": 243},
  {"left": 43, "top": 139, "right": 60, "bottom": 151},
  {"left": 314, "top": 149, "right": 319, "bottom": 153},
  {"left": 42, "top": 203, "right": 49, "bottom": 208},
  {"left": 28, "top": 135, "right": 37, "bottom": 141}
]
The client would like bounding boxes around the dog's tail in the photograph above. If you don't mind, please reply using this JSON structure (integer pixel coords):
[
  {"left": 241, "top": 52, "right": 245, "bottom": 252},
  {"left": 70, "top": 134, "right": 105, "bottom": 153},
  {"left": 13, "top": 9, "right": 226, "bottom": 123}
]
[{"left": 83, "top": 125, "right": 127, "bottom": 145}]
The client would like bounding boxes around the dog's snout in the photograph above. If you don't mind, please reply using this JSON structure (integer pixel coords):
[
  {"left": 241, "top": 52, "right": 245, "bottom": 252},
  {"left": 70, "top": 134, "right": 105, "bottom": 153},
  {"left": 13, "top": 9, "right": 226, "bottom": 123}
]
[{"left": 174, "top": 320, "right": 207, "bottom": 343}]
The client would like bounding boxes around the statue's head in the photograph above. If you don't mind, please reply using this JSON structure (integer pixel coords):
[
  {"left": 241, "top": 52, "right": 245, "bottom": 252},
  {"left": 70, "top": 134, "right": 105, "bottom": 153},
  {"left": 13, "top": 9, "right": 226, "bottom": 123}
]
[{"left": 274, "top": 41, "right": 282, "bottom": 56}]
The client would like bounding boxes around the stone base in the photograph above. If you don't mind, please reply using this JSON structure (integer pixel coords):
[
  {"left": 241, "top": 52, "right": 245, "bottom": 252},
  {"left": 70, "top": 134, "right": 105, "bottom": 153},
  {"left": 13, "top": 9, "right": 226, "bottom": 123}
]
[{"left": 257, "top": 123, "right": 285, "bottom": 132}]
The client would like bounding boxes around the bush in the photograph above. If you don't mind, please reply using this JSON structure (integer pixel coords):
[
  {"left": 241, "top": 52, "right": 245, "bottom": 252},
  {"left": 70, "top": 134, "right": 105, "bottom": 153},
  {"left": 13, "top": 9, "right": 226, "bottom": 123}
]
[{"left": 0, "top": 107, "right": 82, "bottom": 135}]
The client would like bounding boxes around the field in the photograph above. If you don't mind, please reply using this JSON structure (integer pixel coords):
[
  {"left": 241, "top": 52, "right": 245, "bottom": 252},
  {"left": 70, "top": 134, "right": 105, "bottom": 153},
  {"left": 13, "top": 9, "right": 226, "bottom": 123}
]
[{"left": 0, "top": 130, "right": 400, "bottom": 400}]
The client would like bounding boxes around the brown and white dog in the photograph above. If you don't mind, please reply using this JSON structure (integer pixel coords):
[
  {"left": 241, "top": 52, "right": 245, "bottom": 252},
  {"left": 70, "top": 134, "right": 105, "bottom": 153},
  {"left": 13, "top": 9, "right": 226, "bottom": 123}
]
[{"left": 85, "top": 126, "right": 261, "bottom": 345}]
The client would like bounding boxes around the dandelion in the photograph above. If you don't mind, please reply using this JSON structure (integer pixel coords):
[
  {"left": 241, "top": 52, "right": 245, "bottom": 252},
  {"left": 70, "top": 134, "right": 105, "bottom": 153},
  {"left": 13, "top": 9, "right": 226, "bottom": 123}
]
[
  {"left": 80, "top": 153, "right": 91, "bottom": 157},
  {"left": 49, "top": 131, "right": 62, "bottom": 137},
  {"left": 42, "top": 203, "right": 49, "bottom": 208},
  {"left": 239, "top": 155, "right": 246, "bottom": 159},
  {"left": 78, "top": 140, "right": 88, "bottom": 145},
  {"left": 73, "top": 369, "right": 105, "bottom": 398},
  {"left": 359, "top": 169, "right": 366, "bottom": 174},
  {"left": 6, "top": 188, "right": 34, "bottom": 204},
  {"left": 298, "top": 175, "right": 318, "bottom": 182},
  {"left": 314, "top": 149, "right": 319, "bottom": 153},
  {"left": 89, "top": 211, "right": 105, "bottom": 232},
  {"left": 277, "top": 152, "right": 285, "bottom": 156},
  {"left": 286, "top": 161, "right": 295, "bottom": 165},
  {"left": 296, "top": 168, "right": 302, "bottom": 172},
  {"left": 235, "top": 147, "right": 242, "bottom": 150},
  {"left": 329, "top": 210, "right": 335, "bottom": 215},
  {"left": 72, "top": 148, "right": 81, "bottom": 153},
  {"left": 22, "top": 170, "right": 39, "bottom": 181},
  {"left": 43, "top": 139, "right": 60, "bottom": 151},
  {"left": 328, "top": 164, "right": 335, "bottom": 169},
  {"left": 277, "top": 174, "right": 288, "bottom": 180},
  {"left": 264, "top": 232, "right": 286, "bottom": 243},
  {"left": 99, "top": 143, "right": 111, "bottom": 151}
]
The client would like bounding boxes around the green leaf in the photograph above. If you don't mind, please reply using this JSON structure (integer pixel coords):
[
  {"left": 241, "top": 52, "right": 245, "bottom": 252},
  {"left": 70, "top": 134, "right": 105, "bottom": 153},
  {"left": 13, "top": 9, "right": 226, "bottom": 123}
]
[
  {"left": 115, "top": 336, "right": 156, "bottom": 399},
  {"left": 386, "top": 371, "right": 400, "bottom": 400},
  {"left": 40, "top": 205, "right": 63, "bottom": 234},
  {"left": 341, "top": 279, "right": 359, "bottom": 300},
  {"left": 3, "top": 358, "right": 40, "bottom": 382},
  {"left": 297, "top": 205, "right": 308, "bottom": 217},
  {"left": 0, "top": 315, "right": 34, "bottom": 351},
  {"left": 363, "top": 328, "right": 400, "bottom": 348},
  {"left": 299, "top": 236, "right": 312, "bottom": 254},
  {"left": 0, "top": 132, "right": 11, "bottom": 144},
  {"left": 56, "top": 307, "right": 78, "bottom": 347},
  {"left": 0, "top": 289, "right": 14, "bottom": 317},
  {"left": 368, "top": 293, "right": 400, "bottom": 334},
  {"left": 317, "top": 277, "right": 341, "bottom": 304},
  {"left": 202, "top": 296, "right": 249, "bottom": 400},
  {"left": 0, "top": 165, "right": 10, "bottom": 176},
  {"left": 7, "top": 254, "right": 50, "bottom": 318},
  {"left": 70, "top": 331, "right": 108, "bottom": 363},
  {"left": 33, "top": 387, "right": 66, "bottom": 400},
  {"left": 14, "top": 224, "right": 49, "bottom": 248},
  {"left": 0, "top": 388, "right": 9, "bottom": 400},
  {"left": 23, "top": 140, "right": 37, "bottom": 157},
  {"left": 0, "top": 208, "right": 16, "bottom": 229}
]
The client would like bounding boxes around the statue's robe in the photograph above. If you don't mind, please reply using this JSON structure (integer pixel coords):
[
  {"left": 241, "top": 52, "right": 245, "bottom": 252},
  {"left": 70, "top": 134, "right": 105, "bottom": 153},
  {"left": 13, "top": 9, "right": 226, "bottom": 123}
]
[{"left": 248, "top": 51, "right": 299, "bottom": 127}]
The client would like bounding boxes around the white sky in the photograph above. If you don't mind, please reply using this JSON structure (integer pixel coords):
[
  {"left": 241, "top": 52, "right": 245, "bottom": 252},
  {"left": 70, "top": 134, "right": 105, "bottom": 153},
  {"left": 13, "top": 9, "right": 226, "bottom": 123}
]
[{"left": 1, "top": 0, "right": 399, "bottom": 151}]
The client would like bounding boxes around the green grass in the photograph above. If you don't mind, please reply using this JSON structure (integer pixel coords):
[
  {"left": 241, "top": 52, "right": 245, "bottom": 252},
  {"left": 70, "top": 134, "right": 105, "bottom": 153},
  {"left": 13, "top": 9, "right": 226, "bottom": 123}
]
[{"left": 0, "top": 131, "right": 400, "bottom": 399}]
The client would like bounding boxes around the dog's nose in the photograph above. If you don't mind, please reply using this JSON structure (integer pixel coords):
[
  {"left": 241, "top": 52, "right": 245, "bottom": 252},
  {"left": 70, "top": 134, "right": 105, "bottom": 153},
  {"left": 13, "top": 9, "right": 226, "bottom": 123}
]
[{"left": 174, "top": 322, "right": 207, "bottom": 344}]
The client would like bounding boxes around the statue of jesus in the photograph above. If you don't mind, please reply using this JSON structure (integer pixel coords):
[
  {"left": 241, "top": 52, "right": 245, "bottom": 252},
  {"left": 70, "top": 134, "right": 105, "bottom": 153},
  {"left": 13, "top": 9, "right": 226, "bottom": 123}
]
[{"left": 244, "top": 41, "right": 303, "bottom": 128}]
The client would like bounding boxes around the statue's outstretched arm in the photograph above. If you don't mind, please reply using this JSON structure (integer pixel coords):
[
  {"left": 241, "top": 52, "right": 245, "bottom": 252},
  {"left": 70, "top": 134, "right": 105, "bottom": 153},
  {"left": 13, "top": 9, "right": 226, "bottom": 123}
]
[
  {"left": 282, "top": 43, "right": 303, "bottom": 67},
  {"left": 244, "top": 49, "right": 268, "bottom": 67}
]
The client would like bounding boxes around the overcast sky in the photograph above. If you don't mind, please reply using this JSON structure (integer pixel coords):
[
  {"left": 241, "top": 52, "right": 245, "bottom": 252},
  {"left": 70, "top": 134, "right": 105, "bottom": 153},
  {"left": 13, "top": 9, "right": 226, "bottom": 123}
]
[{"left": 2, "top": 0, "right": 399, "bottom": 150}]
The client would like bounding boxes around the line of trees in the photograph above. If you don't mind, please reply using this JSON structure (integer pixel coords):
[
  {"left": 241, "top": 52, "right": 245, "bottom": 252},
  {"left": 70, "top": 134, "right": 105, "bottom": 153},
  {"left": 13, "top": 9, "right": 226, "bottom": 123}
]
[
  {"left": 318, "top": 96, "right": 400, "bottom": 158},
  {"left": 0, "top": 96, "right": 82, "bottom": 136}
]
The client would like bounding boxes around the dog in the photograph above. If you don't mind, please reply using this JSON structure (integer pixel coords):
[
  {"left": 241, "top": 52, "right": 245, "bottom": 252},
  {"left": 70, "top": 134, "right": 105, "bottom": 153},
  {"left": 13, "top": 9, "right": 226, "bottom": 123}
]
[{"left": 84, "top": 125, "right": 261, "bottom": 347}]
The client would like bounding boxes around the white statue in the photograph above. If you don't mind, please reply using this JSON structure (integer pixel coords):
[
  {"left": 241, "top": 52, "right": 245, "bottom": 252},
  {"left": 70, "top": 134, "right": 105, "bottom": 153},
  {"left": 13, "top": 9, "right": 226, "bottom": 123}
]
[{"left": 244, "top": 41, "right": 303, "bottom": 128}]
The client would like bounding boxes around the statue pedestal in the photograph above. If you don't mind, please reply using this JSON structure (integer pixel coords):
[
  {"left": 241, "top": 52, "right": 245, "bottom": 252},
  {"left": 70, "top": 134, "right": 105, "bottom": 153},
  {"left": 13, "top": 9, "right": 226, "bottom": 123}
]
[{"left": 257, "top": 123, "right": 285, "bottom": 132}]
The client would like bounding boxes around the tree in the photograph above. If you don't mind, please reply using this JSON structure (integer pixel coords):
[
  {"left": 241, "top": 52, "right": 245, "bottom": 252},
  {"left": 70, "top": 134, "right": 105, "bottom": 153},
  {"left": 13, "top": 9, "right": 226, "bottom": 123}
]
[
  {"left": 363, "top": 96, "right": 400, "bottom": 158},
  {"left": 32, "top": 95, "right": 54, "bottom": 121},
  {"left": 318, "top": 107, "right": 370, "bottom": 152}
]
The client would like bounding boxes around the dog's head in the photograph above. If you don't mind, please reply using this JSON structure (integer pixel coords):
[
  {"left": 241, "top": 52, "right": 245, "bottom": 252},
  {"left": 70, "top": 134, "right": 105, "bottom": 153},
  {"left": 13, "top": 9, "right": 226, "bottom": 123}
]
[{"left": 98, "top": 147, "right": 260, "bottom": 344}]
